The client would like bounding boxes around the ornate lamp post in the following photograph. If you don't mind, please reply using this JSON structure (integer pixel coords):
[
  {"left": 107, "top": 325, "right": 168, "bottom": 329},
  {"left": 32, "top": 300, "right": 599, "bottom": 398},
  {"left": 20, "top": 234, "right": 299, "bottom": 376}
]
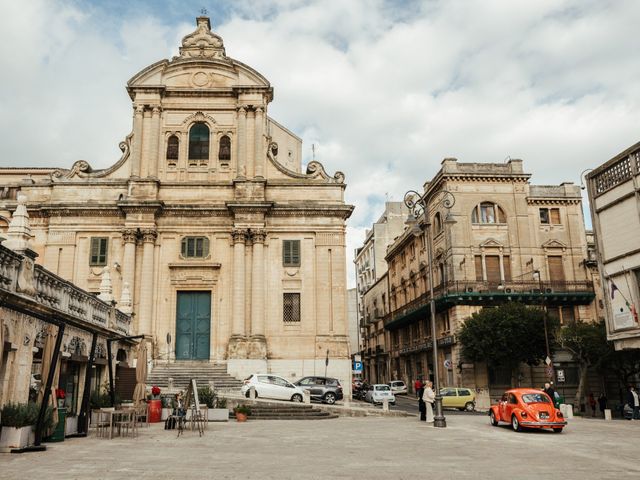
[{"left": 404, "top": 188, "right": 456, "bottom": 428}]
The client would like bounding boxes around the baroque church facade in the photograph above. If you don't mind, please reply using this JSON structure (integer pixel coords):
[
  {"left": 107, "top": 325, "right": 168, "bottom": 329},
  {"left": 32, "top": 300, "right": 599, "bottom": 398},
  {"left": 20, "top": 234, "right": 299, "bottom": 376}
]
[{"left": 0, "top": 16, "right": 353, "bottom": 382}]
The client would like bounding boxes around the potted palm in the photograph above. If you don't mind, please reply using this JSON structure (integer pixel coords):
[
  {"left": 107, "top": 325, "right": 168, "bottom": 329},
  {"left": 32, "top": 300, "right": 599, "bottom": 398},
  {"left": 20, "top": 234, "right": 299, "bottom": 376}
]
[{"left": 233, "top": 404, "right": 251, "bottom": 422}]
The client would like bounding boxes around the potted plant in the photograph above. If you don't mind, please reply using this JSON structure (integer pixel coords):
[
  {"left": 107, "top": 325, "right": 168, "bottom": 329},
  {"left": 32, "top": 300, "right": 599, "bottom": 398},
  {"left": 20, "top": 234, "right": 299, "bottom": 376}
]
[
  {"left": 0, "top": 403, "right": 52, "bottom": 451},
  {"left": 147, "top": 385, "right": 162, "bottom": 423},
  {"left": 55, "top": 388, "right": 66, "bottom": 408},
  {"left": 198, "top": 387, "right": 228, "bottom": 422},
  {"left": 233, "top": 404, "right": 251, "bottom": 422}
]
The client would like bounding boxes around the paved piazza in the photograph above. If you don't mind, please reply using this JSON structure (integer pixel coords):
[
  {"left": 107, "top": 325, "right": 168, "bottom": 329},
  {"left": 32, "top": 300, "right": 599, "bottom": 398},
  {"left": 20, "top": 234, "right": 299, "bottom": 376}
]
[{"left": 1, "top": 415, "right": 638, "bottom": 479}]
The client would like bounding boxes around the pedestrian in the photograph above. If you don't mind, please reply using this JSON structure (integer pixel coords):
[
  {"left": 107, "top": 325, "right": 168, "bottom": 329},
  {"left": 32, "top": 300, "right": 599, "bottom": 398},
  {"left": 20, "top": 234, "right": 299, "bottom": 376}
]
[
  {"left": 418, "top": 388, "right": 426, "bottom": 421},
  {"left": 423, "top": 381, "right": 435, "bottom": 423},
  {"left": 588, "top": 393, "right": 596, "bottom": 417},
  {"left": 627, "top": 386, "right": 640, "bottom": 420},
  {"left": 543, "top": 382, "right": 557, "bottom": 407},
  {"left": 598, "top": 393, "right": 607, "bottom": 416},
  {"left": 414, "top": 378, "right": 423, "bottom": 398}
]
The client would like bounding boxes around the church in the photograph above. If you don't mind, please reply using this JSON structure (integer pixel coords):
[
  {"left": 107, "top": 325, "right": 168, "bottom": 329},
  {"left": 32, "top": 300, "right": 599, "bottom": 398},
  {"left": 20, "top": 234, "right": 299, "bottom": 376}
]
[{"left": 0, "top": 16, "right": 353, "bottom": 384}]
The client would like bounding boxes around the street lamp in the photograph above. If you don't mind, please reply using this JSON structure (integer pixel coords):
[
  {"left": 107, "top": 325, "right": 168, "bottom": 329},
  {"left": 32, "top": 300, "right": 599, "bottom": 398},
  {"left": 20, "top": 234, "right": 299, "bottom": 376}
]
[{"left": 404, "top": 188, "right": 456, "bottom": 428}]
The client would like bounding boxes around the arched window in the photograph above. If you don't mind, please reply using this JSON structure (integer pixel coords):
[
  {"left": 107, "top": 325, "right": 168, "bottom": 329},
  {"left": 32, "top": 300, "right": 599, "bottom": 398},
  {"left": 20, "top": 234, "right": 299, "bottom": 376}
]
[
  {"left": 433, "top": 212, "right": 443, "bottom": 234},
  {"left": 166, "top": 135, "right": 179, "bottom": 165},
  {"left": 188, "top": 122, "right": 209, "bottom": 161},
  {"left": 218, "top": 135, "right": 231, "bottom": 162},
  {"left": 471, "top": 202, "right": 506, "bottom": 224}
]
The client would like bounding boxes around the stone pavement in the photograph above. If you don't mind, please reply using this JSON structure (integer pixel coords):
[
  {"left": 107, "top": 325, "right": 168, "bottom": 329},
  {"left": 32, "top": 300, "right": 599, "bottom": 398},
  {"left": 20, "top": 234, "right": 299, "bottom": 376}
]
[{"left": 1, "top": 415, "right": 639, "bottom": 479}]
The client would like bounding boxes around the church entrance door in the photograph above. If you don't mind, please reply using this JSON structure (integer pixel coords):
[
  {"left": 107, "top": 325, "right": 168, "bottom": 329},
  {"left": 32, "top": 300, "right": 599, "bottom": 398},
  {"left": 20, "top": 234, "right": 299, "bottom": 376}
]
[{"left": 176, "top": 291, "right": 211, "bottom": 360}]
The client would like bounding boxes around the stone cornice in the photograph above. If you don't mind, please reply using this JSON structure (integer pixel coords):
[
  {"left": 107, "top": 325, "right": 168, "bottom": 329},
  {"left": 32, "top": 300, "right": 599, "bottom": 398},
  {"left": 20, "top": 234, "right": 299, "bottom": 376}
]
[
  {"left": 168, "top": 262, "right": 221, "bottom": 269},
  {"left": 270, "top": 205, "right": 354, "bottom": 219},
  {"left": 226, "top": 202, "right": 273, "bottom": 214},
  {"left": 117, "top": 201, "right": 164, "bottom": 216},
  {"left": 527, "top": 198, "right": 581, "bottom": 205}
]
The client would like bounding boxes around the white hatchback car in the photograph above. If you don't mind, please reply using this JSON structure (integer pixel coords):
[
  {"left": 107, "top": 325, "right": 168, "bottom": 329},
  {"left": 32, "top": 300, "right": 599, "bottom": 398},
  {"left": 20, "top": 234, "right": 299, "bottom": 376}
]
[
  {"left": 241, "top": 374, "right": 305, "bottom": 402},
  {"left": 364, "top": 384, "right": 396, "bottom": 405},
  {"left": 389, "top": 380, "right": 408, "bottom": 395}
]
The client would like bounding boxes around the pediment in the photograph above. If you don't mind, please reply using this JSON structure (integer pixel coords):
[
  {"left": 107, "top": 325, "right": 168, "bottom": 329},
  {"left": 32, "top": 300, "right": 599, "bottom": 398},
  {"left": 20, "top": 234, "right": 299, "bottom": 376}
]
[
  {"left": 479, "top": 238, "right": 504, "bottom": 248},
  {"left": 542, "top": 239, "right": 567, "bottom": 250}
]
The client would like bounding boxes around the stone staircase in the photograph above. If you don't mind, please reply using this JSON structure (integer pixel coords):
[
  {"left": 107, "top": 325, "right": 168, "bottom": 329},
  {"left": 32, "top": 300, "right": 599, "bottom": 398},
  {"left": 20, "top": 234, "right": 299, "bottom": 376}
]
[
  {"left": 235, "top": 404, "right": 339, "bottom": 420},
  {"left": 147, "top": 362, "right": 243, "bottom": 391}
]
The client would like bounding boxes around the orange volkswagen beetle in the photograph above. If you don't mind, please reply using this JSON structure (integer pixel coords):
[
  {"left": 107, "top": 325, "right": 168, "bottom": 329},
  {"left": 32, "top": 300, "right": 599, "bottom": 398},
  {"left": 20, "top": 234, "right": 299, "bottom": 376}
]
[{"left": 489, "top": 388, "right": 567, "bottom": 433}]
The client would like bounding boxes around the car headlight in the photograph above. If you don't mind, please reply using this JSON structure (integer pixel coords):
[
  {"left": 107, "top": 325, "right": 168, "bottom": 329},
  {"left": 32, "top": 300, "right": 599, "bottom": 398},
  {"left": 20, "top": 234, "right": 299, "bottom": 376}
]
[
  {"left": 520, "top": 412, "right": 527, "bottom": 418},
  {"left": 557, "top": 411, "right": 563, "bottom": 418}
]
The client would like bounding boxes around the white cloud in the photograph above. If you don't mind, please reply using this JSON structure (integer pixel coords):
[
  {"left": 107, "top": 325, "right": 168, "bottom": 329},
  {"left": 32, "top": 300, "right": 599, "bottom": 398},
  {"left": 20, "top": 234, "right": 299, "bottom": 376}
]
[{"left": 1, "top": 0, "right": 639, "bottom": 287}]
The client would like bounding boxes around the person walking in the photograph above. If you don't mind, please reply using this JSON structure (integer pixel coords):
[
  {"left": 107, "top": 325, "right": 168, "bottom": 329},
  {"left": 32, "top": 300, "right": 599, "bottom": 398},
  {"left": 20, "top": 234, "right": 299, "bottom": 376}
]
[
  {"left": 543, "top": 382, "right": 557, "bottom": 407},
  {"left": 588, "top": 393, "right": 597, "bottom": 417},
  {"left": 627, "top": 386, "right": 640, "bottom": 420},
  {"left": 598, "top": 393, "right": 608, "bottom": 417},
  {"left": 423, "top": 381, "right": 435, "bottom": 423},
  {"left": 414, "top": 378, "right": 423, "bottom": 398}
]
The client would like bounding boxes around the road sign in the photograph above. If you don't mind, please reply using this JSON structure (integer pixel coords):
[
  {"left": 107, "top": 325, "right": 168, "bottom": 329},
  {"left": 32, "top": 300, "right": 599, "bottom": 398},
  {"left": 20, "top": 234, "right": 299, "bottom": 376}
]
[
  {"left": 545, "top": 366, "right": 554, "bottom": 378},
  {"left": 443, "top": 359, "right": 453, "bottom": 370},
  {"left": 353, "top": 361, "right": 363, "bottom": 373},
  {"left": 556, "top": 369, "right": 565, "bottom": 383},
  {"left": 545, "top": 356, "right": 552, "bottom": 365}
]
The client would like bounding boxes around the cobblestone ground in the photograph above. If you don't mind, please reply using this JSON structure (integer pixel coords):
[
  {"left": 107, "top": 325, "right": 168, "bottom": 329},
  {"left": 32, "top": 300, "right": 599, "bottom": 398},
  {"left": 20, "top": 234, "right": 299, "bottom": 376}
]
[{"left": 1, "top": 416, "right": 638, "bottom": 479}]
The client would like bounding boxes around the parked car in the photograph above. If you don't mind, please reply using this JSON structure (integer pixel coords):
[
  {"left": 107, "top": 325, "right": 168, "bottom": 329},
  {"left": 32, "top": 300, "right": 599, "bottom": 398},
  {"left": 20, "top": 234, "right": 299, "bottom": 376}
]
[
  {"left": 241, "top": 374, "right": 305, "bottom": 402},
  {"left": 440, "top": 387, "right": 476, "bottom": 411},
  {"left": 489, "top": 388, "right": 567, "bottom": 433},
  {"left": 294, "top": 376, "right": 343, "bottom": 404},
  {"left": 389, "top": 380, "right": 408, "bottom": 395},
  {"left": 364, "top": 384, "right": 396, "bottom": 405}
]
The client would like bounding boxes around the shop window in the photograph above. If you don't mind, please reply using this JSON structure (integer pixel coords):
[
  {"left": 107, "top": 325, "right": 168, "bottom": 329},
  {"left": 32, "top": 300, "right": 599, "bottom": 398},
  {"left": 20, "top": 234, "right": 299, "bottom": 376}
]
[
  {"left": 188, "top": 122, "right": 209, "bottom": 163},
  {"left": 283, "top": 240, "right": 301, "bottom": 267},
  {"left": 90, "top": 237, "right": 108, "bottom": 266},
  {"left": 218, "top": 135, "right": 231, "bottom": 162},
  {"left": 283, "top": 293, "right": 301, "bottom": 323},
  {"left": 181, "top": 236, "right": 210, "bottom": 258}
]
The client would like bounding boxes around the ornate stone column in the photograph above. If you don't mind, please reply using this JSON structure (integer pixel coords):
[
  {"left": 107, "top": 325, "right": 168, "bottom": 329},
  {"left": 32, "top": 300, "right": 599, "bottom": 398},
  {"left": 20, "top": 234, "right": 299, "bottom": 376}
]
[
  {"left": 254, "top": 107, "right": 264, "bottom": 178},
  {"left": 149, "top": 106, "right": 161, "bottom": 178},
  {"left": 131, "top": 105, "right": 144, "bottom": 177},
  {"left": 237, "top": 106, "right": 247, "bottom": 178},
  {"left": 246, "top": 108, "right": 255, "bottom": 177},
  {"left": 228, "top": 229, "right": 247, "bottom": 358},
  {"left": 141, "top": 108, "right": 152, "bottom": 177},
  {"left": 138, "top": 228, "right": 157, "bottom": 335},
  {"left": 249, "top": 229, "right": 267, "bottom": 359},
  {"left": 121, "top": 229, "right": 137, "bottom": 310}
]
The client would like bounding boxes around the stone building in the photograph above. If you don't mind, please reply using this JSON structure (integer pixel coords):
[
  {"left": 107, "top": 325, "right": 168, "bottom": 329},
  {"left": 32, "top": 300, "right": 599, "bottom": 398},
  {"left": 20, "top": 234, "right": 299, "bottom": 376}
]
[
  {"left": 586, "top": 141, "right": 640, "bottom": 350},
  {"left": 0, "top": 17, "right": 353, "bottom": 386},
  {"left": 361, "top": 159, "right": 596, "bottom": 407}
]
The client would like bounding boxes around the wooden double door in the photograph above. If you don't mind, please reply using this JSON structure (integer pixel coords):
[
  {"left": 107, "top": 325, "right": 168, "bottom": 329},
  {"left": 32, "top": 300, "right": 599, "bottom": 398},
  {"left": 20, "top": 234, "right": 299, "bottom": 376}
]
[{"left": 175, "top": 291, "right": 211, "bottom": 360}]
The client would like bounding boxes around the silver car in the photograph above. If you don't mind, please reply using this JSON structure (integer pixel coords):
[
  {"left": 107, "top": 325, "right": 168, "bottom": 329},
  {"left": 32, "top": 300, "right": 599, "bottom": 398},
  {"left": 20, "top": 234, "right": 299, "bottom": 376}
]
[{"left": 364, "top": 384, "right": 396, "bottom": 405}]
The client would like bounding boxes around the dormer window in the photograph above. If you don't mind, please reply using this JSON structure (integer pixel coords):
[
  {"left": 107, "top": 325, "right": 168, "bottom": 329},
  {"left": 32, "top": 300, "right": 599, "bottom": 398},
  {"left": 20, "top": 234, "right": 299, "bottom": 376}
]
[
  {"left": 218, "top": 135, "right": 231, "bottom": 162},
  {"left": 471, "top": 202, "right": 506, "bottom": 224},
  {"left": 188, "top": 122, "right": 209, "bottom": 164}
]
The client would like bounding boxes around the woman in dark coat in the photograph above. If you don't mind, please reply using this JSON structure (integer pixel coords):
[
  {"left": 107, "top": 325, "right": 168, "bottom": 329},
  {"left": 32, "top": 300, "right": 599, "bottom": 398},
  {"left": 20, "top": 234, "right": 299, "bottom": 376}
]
[{"left": 418, "top": 387, "right": 426, "bottom": 421}]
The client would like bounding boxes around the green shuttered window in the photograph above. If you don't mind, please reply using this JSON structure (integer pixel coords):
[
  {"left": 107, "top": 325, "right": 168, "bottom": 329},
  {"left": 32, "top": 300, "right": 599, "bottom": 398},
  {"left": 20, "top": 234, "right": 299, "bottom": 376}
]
[
  {"left": 181, "top": 237, "right": 210, "bottom": 258},
  {"left": 283, "top": 240, "right": 301, "bottom": 267},
  {"left": 90, "top": 237, "right": 108, "bottom": 266}
]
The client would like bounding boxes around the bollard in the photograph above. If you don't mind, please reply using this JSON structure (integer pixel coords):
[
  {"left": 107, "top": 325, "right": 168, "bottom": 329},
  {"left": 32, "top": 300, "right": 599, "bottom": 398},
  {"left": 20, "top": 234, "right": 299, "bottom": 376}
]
[
  {"left": 382, "top": 397, "right": 389, "bottom": 412},
  {"left": 168, "top": 377, "right": 174, "bottom": 390},
  {"left": 249, "top": 386, "right": 256, "bottom": 400},
  {"left": 303, "top": 390, "right": 311, "bottom": 404},
  {"left": 604, "top": 409, "right": 612, "bottom": 421},
  {"left": 565, "top": 404, "right": 574, "bottom": 419}
]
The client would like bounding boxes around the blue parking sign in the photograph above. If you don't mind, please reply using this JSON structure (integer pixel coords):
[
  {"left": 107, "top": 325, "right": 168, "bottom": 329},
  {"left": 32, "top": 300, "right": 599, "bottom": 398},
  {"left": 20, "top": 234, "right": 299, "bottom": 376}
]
[{"left": 353, "top": 361, "right": 363, "bottom": 373}]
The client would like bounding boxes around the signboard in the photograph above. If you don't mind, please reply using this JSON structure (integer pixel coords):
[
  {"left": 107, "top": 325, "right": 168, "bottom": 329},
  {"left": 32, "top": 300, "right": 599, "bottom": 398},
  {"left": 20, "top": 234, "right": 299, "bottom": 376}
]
[
  {"left": 545, "top": 366, "right": 554, "bottom": 378},
  {"left": 556, "top": 369, "right": 565, "bottom": 383},
  {"left": 353, "top": 361, "right": 363, "bottom": 374},
  {"left": 443, "top": 359, "right": 453, "bottom": 370},
  {"left": 614, "top": 311, "right": 635, "bottom": 330}
]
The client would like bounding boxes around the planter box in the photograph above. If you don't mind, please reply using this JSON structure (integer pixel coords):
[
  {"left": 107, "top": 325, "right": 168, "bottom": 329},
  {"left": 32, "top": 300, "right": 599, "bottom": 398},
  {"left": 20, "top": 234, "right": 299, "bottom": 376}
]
[
  {"left": 208, "top": 408, "right": 229, "bottom": 422},
  {"left": 0, "top": 425, "right": 33, "bottom": 452},
  {"left": 65, "top": 415, "right": 78, "bottom": 436}
]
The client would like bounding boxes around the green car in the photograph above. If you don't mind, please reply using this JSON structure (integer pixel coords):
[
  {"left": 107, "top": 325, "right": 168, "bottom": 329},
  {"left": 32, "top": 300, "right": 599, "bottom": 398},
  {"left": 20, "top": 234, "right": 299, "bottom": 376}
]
[{"left": 440, "top": 387, "right": 476, "bottom": 411}]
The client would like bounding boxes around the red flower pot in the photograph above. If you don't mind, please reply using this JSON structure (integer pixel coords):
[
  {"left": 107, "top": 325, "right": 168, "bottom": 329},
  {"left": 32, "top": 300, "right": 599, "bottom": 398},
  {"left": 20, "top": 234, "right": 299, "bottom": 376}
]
[{"left": 147, "top": 399, "right": 162, "bottom": 423}]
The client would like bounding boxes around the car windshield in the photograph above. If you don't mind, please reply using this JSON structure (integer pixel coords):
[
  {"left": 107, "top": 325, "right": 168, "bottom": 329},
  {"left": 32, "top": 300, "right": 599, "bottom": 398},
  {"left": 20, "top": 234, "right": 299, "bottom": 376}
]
[
  {"left": 375, "top": 385, "right": 390, "bottom": 391},
  {"left": 522, "top": 393, "right": 551, "bottom": 404}
]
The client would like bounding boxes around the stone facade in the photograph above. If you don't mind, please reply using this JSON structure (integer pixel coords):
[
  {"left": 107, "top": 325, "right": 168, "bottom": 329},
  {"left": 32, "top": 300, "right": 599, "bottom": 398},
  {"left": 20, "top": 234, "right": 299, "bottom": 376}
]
[
  {"left": 587, "top": 141, "right": 640, "bottom": 350},
  {"left": 359, "top": 158, "right": 597, "bottom": 408},
  {"left": 0, "top": 17, "right": 353, "bottom": 387}
]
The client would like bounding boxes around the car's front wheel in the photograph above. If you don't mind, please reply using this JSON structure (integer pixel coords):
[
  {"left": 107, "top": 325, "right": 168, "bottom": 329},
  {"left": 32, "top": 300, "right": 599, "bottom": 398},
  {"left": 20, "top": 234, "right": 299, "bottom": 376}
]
[
  {"left": 291, "top": 394, "right": 303, "bottom": 402},
  {"left": 490, "top": 411, "right": 499, "bottom": 426},
  {"left": 511, "top": 414, "right": 521, "bottom": 432},
  {"left": 324, "top": 392, "right": 337, "bottom": 405},
  {"left": 465, "top": 402, "right": 475, "bottom": 412}
]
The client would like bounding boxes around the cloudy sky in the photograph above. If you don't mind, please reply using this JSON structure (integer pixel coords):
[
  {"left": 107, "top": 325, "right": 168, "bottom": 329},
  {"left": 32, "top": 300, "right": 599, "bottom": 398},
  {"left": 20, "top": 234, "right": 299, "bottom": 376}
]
[{"left": 1, "top": 0, "right": 639, "bottom": 286}]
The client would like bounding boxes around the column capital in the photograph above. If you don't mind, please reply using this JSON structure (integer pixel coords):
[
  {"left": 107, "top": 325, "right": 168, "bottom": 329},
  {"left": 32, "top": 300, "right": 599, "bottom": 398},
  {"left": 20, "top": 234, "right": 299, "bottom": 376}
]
[
  {"left": 151, "top": 106, "right": 162, "bottom": 115},
  {"left": 237, "top": 105, "right": 248, "bottom": 115},
  {"left": 141, "top": 229, "right": 157, "bottom": 244},
  {"left": 122, "top": 229, "right": 138, "bottom": 244},
  {"left": 232, "top": 229, "right": 248, "bottom": 244},
  {"left": 250, "top": 229, "right": 266, "bottom": 244},
  {"left": 255, "top": 106, "right": 264, "bottom": 114},
  {"left": 134, "top": 105, "right": 145, "bottom": 115}
]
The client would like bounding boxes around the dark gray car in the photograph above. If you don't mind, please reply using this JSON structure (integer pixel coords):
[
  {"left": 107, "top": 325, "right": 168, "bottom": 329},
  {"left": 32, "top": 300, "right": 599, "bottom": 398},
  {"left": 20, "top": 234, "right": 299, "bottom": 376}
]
[{"left": 294, "top": 376, "right": 344, "bottom": 404}]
